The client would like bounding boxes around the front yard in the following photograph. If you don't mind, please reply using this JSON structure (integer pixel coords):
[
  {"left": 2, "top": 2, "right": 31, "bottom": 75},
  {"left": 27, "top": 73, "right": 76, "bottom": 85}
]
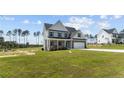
[{"left": 0, "top": 48, "right": 124, "bottom": 77}]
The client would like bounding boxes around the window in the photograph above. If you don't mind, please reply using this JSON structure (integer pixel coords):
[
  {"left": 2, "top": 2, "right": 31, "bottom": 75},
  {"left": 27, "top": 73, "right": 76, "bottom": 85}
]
[
  {"left": 50, "top": 41, "right": 54, "bottom": 46},
  {"left": 58, "top": 41, "right": 62, "bottom": 46},
  {"left": 64, "top": 33, "right": 67, "bottom": 37},
  {"left": 49, "top": 32, "right": 54, "bottom": 37},
  {"left": 102, "top": 35, "right": 104, "bottom": 38},
  {"left": 78, "top": 33, "right": 81, "bottom": 37},
  {"left": 113, "top": 34, "right": 117, "bottom": 37},
  {"left": 58, "top": 33, "right": 62, "bottom": 37}
]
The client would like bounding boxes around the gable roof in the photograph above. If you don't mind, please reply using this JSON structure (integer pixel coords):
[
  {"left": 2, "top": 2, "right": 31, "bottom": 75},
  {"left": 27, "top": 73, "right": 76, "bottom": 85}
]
[
  {"left": 48, "top": 20, "right": 68, "bottom": 31},
  {"left": 102, "top": 28, "right": 117, "bottom": 34},
  {"left": 44, "top": 21, "right": 77, "bottom": 33},
  {"left": 44, "top": 23, "right": 52, "bottom": 30},
  {"left": 65, "top": 27, "right": 77, "bottom": 32}
]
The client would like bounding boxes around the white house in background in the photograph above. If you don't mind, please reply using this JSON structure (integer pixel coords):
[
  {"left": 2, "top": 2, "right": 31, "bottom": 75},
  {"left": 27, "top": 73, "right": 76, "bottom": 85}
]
[
  {"left": 42, "top": 20, "right": 86, "bottom": 51},
  {"left": 118, "top": 30, "right": 124, "bottom": 43},
  {"left": 97, "top": 28, "right": 118, "bottom": 44}
]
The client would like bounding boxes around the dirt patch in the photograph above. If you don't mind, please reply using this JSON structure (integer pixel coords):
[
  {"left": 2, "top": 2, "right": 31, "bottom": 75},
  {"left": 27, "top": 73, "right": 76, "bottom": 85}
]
[
  {"left": 0, "top": 55, "right": 18, "bottom": 58},
  {"left": 0, "top": 50, "right": 36, "bottom": 58}
]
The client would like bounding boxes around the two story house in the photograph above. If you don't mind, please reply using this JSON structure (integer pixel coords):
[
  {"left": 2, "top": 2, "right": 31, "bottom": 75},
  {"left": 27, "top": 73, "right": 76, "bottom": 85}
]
[
  {"left": 118, "top": 30, "right": 124, "bottom": 44},
  {"left": 97, "top": 28, "right": 118, "bottom": 44},
  {"left": 42, "top": 20, "right": 86, "bottom": 51}
]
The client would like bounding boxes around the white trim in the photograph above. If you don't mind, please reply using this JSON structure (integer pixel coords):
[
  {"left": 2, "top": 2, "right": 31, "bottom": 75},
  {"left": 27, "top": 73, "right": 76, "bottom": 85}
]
[{"left": 48, "top": 38, "right": 72, "bottom": 41}]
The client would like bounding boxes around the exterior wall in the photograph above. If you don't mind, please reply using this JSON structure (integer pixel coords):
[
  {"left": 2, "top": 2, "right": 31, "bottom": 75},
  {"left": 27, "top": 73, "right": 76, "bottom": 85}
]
[
  {"left": 97, "top": 30, "right": 112, "bottom": 44},
  {"left": 72, "top": 31, "right": 85, "bottom": 39},
  {"left": 48, "top": 30, "right": 69, "bottom": 38},
  {"left": 42, "top": 26, "right": 48, "bottom": 39},
  {"left": 118, "top": 38, "right": 124, "bottom": 43}
]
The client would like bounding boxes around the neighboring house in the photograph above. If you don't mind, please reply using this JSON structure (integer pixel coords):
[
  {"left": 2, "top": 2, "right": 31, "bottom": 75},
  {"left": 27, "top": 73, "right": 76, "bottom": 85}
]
[
  {"left": 118, "top": 30, "right": 124, "bottom": 43},
  {"left": 42, "top": 20, "right": 86, "bottom": 51},
  {"left": 97, "top": 28, "right": 118, "bottom": 44}
]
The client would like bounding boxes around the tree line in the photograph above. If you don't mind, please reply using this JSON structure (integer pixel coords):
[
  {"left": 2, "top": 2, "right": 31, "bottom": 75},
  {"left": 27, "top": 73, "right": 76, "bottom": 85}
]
[
  {"left": 0, "top": 29, "right": 41, "bottom": 45},
  {"left": 0, "top": 29, "right": 41, "bottom": 50}
]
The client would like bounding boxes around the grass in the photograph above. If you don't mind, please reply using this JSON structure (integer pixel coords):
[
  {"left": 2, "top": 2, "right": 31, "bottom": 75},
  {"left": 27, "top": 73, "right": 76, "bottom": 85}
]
[
  {"left": 0, "top": 48, "right": 124, "bottom": 77},
  {"left": 88, "top": 44, "right": 124, "bottom": 49}
]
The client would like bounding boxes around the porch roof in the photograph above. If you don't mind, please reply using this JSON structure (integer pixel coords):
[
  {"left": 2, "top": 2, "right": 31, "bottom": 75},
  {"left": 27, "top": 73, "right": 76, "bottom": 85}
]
[{"left": 47, "top": 38, "right": 72, "bottom": 41}]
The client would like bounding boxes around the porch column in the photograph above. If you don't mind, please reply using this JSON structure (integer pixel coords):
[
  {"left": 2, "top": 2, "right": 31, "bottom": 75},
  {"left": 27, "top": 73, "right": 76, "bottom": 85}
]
[
  {"left": 70, "top": 40, "right": 72, "bottom": 49},
  {"left": 57, "top": 40, "right": 58, "bottom": 49},
  {"left": 43, "top": 39, "right": 45, "bottom": 50},
  {"left": 47, "top": 39, "right": 49, "bottom": 51},
  {"left": 48, "top": 40, "right": 50, "bottom": 50},
  {"left": 64, "top": 40, "right": 66, "bottom": 47}
]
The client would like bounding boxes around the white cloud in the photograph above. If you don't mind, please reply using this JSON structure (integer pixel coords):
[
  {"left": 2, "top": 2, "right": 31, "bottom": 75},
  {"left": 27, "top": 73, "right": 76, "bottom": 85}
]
[
  {"left": 97, "top": 21, "right": 110, "bottom": 29},
  {"left": 37, "top": 20, "right": 42, "bottom": 24},
  {"left": 22, "top": 19, "right": 30, "bottom": 24},
  {"left": 33, "top": 20, "right": 42, "bottom": 25},
  {"left": 22, "top": 19, "right": 42, "bottom": 25},
  {"left": 0, "top": 16, "right": 15, "bottom": 21},
  {"left": 65, "top": 16, "right": 95, "bottom": 30},
  {"left": 82, "top": 29, "right": 92, "bottom": 35},
  {"left": 100, "top": 15, "right": 108, "bottom": 19},
  {"left": 113, "top": 15, "right": 123, "bottom": 19}
]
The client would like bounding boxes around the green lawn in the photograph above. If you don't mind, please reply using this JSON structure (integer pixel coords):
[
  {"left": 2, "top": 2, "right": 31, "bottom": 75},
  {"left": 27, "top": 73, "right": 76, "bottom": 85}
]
[
  {"left": 0, "top": 48, "right": 124, "bottom": 77},
  {"left": 88, "top": 44, "right": 124, "bottom": 49}
]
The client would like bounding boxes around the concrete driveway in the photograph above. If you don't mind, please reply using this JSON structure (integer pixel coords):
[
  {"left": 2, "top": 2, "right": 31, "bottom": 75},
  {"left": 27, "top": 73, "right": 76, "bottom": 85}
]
[{"left": 81, "top": 48, "right": 124, "bottom": 53}]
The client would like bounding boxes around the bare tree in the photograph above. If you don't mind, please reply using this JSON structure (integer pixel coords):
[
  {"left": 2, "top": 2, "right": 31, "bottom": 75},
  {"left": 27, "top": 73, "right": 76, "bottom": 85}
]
[
  {"left": 6, "top": 30, "right": 12, "bottom": 41},
  {"left": 0, "top": 30, "right": 4, "bottom": 37}
]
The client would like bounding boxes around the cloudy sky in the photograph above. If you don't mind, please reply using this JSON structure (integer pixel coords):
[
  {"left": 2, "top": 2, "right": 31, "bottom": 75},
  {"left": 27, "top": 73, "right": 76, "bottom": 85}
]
[{"left": 0, "top": 15, "right": 124, "bottom": 44}]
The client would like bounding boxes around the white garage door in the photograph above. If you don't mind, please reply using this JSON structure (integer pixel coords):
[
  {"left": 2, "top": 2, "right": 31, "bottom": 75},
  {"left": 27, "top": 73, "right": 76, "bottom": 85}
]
[{"left": 74, "top": 42, "right": 85, "bottom": 49}]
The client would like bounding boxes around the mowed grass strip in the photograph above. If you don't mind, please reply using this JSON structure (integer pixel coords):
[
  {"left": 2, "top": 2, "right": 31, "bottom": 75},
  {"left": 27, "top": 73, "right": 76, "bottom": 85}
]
[
  {"left": 0, "top": 49, "right": 124, "bottom": 77},
  {"left": 88, "top": 44, "right": 124, "bottom": 49}
]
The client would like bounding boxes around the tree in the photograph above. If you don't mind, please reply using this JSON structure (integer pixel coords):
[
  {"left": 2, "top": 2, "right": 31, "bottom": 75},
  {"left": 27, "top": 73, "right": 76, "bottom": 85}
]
[
  {"left": 36, "top": 31, "right": 41, "bottom": 45},
  {"left": 21, "top": 30, "right": 30, "bottom": 45},
  {"left": 21, "top": 31, "right": 26, "bottom": 45},
  {"left": 0, "top": 30, "right": 4, "bottom": 37},
  {"left": 25, "top": 30, "right": 30, "bottom": 44},
  {"left": 89, "top": 34, "right": 93, "bottom": 38},
  {"left": 17, "top": 29, "right": 22, "bottom": 44},
  {"left": 6, "top": 30, "right": 12, "bottom": 41},
  {"left": 12, "top": 29, "right": 17, "bottom": 42},
  {"left": 34, "top": 32, "right": 37, "bottom": 45}
]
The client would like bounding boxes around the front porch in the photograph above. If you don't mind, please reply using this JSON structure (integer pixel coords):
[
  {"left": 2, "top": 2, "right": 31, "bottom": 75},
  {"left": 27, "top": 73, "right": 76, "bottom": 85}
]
[{"left": 44, "top": 38, "right": 73, "bottom": 51}]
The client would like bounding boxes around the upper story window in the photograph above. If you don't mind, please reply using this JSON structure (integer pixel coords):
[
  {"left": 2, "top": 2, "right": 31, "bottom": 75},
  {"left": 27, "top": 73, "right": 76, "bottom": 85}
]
[
  {"left": 58, "top": 33, "right": 62, "bottom": 37},
  {"left": 78, "top": 33, "right": 81, "bottom": 37},
  {"left": 113, "top": 34, "right": 117, "bottom": 37},
  {"left": 102, "top": 35, "right": 104, "bottom": 38},
  {"left": 64, "top": 33, "right": 67, "bottom": 38},
  {"left": 49, "top": 32, "right": 54, "bottom": 37}
]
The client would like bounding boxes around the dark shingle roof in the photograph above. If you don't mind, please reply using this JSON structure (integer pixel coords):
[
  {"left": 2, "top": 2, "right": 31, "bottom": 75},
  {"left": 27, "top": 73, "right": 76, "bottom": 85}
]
[
  {"left": 65, "top": 27, "right": 77, "bottom": 32},
  {"left": 44, "top": 23, "right": 52, "bottom": 29},
  {"left": 44, "top": 23, "right": 77, "bottom": 32},
  {"left": 103, "top": 28, "right": 117, "bottom": 34}
]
